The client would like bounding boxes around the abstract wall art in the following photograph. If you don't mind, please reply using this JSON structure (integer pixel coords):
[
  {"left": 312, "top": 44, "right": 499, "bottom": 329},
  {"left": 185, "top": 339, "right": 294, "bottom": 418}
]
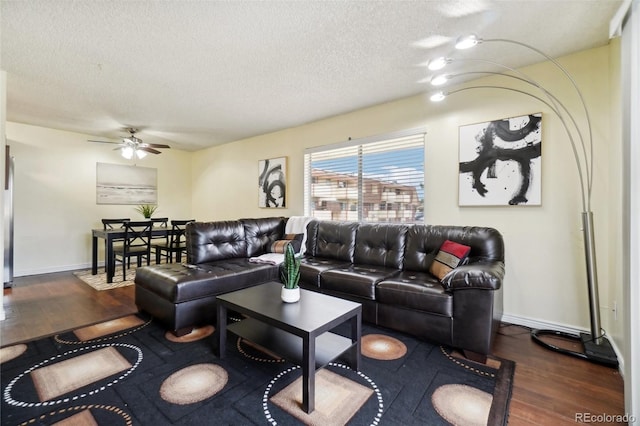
[
  {"left": 258, "top": 156, "right": 287, "bottom": 208},
  {"left": 458, "top": 113, "right": 542, "bottom": 206}
]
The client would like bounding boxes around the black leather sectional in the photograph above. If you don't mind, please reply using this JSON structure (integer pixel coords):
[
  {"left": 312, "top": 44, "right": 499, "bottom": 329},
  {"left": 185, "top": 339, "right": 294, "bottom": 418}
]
[{"left": 134, "top": 217, "right": 505, "bottom": 358}]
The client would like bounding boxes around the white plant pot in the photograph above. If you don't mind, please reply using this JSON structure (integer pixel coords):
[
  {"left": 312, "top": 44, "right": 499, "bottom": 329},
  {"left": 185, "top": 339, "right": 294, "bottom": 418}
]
[{"left": 281, "top": 286, "right": 300, "bottom": 303}]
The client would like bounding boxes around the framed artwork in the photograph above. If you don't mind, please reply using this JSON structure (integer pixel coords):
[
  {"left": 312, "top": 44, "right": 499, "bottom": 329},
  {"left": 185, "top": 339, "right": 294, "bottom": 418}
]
[
  {"left": 458, "top": 113, "right": 542, "bottom": 206},
  {"left": 96, "top": 162, "right": 157, "bottom": 205},
  {"left": 258, "top": 156, "right": 287, "bottom": 208}
]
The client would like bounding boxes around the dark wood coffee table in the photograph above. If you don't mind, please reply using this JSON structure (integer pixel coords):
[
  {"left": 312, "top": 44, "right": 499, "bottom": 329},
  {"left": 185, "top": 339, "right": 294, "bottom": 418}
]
[{"left": 214, "top": 281, "right": 362, "bottom": 414}]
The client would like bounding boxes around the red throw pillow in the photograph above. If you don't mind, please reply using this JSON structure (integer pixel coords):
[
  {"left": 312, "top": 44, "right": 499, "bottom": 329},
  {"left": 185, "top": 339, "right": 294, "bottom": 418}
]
[{"left": 429, "top": 240, "right": 471, "bottom": 282}]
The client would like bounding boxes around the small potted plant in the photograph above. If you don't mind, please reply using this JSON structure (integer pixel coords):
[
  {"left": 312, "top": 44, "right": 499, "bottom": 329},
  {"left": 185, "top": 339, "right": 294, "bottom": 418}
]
[
  {"left": 280, "top": 243, "right": 301, "bottom": 303},
  {"left": 135, "top": 204, "right": 157, "bottom": 219}
]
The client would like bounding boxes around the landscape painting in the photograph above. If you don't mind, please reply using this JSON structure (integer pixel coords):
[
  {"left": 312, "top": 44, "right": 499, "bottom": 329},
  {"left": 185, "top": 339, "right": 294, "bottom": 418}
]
[{"left": 96, "top": 162, "right": 157, "bottom": 205}]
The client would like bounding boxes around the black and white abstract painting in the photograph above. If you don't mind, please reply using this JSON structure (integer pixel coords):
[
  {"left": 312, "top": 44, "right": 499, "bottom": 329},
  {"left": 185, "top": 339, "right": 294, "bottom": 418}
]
[
  {"left": 258, "top": 156, "right": 287, "bottom": 208},
  {"left": 459, "top": 113, "right": 542, "bottom": 206}
]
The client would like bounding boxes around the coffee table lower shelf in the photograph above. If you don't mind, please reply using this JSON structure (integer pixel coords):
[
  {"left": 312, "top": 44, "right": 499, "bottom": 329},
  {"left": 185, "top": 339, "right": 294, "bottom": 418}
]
[{"left": 227, "top": 318, "right": 354, "bottom": 367}]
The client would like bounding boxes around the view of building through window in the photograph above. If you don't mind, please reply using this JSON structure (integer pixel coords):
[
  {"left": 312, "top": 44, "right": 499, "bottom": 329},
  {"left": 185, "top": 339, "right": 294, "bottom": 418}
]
[{"left": 304, "top": 132, "right": 425, "bottom": 223}]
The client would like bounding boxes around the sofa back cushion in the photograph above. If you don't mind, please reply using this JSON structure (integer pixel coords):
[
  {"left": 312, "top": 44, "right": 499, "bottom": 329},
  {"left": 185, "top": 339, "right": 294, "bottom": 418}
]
[
  {"left": 314, "top": 221, "right": 359, "bottom": 262},
  {"left": 354, "top": 223, "right": 408, "bottom": 269},
  {"left": 241, "top": 217, "right": 286, "bottom": 257},
  {"left": 404, "top": 225, "right": 504, "bottom": 271},
  {"left": 186, "top": 221, "right": 247, "bottom": 264},
  {"left": 304, "top": 221, "right": 320, "bottom": 256}
]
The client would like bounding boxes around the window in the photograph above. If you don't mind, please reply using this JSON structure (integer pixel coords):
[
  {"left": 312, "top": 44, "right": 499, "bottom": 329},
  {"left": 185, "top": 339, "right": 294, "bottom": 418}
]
[{"left": 304, "top": 128, "right": 425, "bottom": 223}]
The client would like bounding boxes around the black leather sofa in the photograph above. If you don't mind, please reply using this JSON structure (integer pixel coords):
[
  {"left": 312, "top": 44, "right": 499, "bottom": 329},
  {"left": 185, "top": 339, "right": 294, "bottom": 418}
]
[
  {"left": 134, "top": 217, "right": 504, "bottom": 359},
  {"left": 299, "top": 220, "right": 504, "bottom": 360}
]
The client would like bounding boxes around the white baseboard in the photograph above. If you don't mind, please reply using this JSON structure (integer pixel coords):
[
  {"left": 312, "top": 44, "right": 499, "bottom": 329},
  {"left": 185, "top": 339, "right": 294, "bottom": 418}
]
[
  {"left": 14, "top": 262, "right": 95, "bottom": 277},
  {"left": 501, "top": 313, "right": 625, "bottom": 375}
]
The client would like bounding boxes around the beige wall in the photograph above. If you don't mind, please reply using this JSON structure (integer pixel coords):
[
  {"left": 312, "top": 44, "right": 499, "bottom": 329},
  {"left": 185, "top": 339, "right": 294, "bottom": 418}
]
[
  {"left": 192, "top": 45, "right": 623, "bottom": 344},
  {"left": 5, "top": 123, "right": 193, "bottom": 275},
  {"left": 4, "top": 44, "right": 624, "bottom": 357}
]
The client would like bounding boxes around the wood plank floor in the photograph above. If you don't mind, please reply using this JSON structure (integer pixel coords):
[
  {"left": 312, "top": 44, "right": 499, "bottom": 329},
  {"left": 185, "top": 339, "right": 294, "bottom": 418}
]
[{"left": 1, "top": 271, "right": 626, "bottom": 425}]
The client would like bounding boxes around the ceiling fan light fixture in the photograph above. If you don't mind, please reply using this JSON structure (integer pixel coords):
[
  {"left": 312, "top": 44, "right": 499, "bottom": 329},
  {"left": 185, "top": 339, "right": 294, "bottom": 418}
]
[
  {"left": 89, "top": 128, "right": 169, "bottom": 158},
  {"left": 121, "top": 146, "right": 134, "bottom": 159}
]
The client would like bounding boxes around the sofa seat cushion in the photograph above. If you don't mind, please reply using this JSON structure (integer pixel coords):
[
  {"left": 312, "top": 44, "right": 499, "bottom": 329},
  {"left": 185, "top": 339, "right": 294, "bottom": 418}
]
[
  {"left": 376, "top": 271, "right": 452, "bottom": 316},
  {"left": 320, "top": 265, "right": 399, "bottom": 300},
  {"left": 298, "top": 257, "right": 351, "bottom": 288},
  {"left": 135, "top": 260, "right": 278, "bottom": 303}
]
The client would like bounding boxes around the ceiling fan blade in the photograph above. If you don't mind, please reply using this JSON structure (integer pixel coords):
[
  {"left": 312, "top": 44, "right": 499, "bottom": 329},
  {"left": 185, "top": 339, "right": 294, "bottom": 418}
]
[
  {"left": 139, "top": 147, "right": 162, "bottom": 155},
  {"left": 144, "top": 143, "right": 171, "bottom": 149},
  {"left": 88, "top": 139, "right": 121, "bottom": 145}
]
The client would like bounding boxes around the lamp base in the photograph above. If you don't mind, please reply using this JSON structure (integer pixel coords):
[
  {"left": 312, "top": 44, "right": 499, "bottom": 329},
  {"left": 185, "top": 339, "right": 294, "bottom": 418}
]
[{"left": 531, "top": 329, "right": 618, "bottom": 367}]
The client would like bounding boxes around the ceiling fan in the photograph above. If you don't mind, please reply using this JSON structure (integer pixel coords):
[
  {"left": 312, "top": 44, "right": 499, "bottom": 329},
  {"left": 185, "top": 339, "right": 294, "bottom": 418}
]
[{"left": 88, "top": 128, "right": 171, "bottom": 159}]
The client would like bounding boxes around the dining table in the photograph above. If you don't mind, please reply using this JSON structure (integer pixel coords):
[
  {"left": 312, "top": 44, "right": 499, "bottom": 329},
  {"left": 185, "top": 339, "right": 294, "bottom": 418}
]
[{"left": 91, "top": 227, "right": 173, "bottom": 283}]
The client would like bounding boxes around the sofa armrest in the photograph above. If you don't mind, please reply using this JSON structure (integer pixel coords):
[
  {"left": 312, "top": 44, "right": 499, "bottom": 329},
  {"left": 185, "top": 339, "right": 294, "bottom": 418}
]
[{"left": 441, "top": 261, "right": 505, "bottom": 291}]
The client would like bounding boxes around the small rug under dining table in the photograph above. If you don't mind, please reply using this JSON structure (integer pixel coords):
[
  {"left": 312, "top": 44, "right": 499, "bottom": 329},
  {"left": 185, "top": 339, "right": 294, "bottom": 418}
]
[
  {"left": 73, "top": 267, "right": 136, "bottom": 291},
  {"left": 1, "top": 313, "right": 515, "bottom": 425}
]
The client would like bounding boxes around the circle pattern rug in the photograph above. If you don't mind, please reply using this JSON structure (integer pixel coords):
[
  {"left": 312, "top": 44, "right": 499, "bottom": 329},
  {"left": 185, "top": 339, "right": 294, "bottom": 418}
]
[
  {"left": 164, "top": 325, "right": 215, "bottom": 343},
  {"left": 0, "top": 344, "right": 28, "bottom": 364},
  {"left": 361, "top": 334, "right": 407, "bottom": 360},
  {"left": 159, "top": 363, "right": 228, "bottom": 405},
  {"left": 431, "top": 384, "right": 493, "bottom": 426}
]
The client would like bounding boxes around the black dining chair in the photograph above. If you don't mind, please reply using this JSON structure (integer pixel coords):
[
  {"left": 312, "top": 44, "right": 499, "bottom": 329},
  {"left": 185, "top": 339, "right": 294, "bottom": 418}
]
[
  {"left": 101, "top": 218, "right": 130, "bottom": 272},
  {"left": 154, "top": 219, "right": 194, "bottom": 264},
  {"left": 149, "top": 217, "right": 169, "bottom": 247},
  {"left": 112, "top": 221, "right": 154, "bottom": 281}
]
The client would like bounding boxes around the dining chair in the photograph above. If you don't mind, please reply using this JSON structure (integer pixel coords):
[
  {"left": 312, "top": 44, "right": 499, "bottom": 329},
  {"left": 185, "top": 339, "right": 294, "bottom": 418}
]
[
  {"left": 149, "top": 217, "right": 169, "bottom": 247},
  {"left": 112, "top": 220, "right": 154, "bottom": 281},
  {"left": 101, "top": 218, "right": 130, "bottom": 272},
  {"left": 154, "top": 219, "right": 194, "bottom": 264}
]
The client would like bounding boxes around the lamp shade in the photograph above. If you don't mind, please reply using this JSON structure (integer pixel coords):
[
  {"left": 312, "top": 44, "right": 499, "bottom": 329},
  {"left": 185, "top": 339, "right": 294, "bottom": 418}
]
[{"left": 121, "top": 146, "right": 134, "bottom": 159}]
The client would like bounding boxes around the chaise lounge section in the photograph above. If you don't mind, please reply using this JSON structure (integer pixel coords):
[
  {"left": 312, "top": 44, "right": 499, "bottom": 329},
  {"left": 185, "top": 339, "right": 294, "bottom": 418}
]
[{"left": 134, "top": 217, "right": 286, "bottom": 335}]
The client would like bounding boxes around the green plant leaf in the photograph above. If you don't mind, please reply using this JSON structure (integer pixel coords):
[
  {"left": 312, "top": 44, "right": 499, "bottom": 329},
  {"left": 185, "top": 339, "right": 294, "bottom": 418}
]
[
  {"left": 134, "top": 204, "right": 158, "bottom": 218},
  {"left": 281, "top": 243, "right": 300, "bottom": 289}
]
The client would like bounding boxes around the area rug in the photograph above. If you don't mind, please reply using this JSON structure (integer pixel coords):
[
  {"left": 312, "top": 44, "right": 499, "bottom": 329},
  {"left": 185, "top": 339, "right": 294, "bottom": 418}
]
[
  {"left": 1, "top": 314, "right": 515, "bottom": 425},
  {"left": 73, "top": 267, "right": 137, "bottom": 291}
]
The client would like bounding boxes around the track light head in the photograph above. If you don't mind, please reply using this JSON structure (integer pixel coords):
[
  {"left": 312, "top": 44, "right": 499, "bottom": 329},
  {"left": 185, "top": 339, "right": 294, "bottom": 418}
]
[
  {"left": 455, "top": 34, "right": 481, "bottom": 50},
  {"left": 427, "top": 57, "right": 451, "bottom": 71}
]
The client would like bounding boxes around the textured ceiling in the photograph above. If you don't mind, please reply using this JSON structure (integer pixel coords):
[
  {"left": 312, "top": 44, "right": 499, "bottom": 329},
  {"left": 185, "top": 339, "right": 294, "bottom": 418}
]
[{"left": 1, "top": 0, "right": 623, "bottom": 151}]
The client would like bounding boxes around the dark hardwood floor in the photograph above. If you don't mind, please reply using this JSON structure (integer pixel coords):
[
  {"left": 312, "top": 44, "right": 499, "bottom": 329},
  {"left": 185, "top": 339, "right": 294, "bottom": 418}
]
[{"left": 1, "top": 272, "right": 626, "bottom": 425}]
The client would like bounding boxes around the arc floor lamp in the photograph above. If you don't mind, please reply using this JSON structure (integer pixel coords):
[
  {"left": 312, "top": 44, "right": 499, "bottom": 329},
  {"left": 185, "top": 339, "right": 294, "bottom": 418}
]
[{"left": 429, "top": 35, "right": 618, "bottom": 367}]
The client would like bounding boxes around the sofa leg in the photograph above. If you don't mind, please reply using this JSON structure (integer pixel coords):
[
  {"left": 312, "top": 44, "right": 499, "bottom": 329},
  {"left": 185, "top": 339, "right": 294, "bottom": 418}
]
[
  {"left": 173, "top": 327, "right": 193, "bottom": 337},
  {"left": 463, "top": 350, "right": 487, "bottom": 364}
]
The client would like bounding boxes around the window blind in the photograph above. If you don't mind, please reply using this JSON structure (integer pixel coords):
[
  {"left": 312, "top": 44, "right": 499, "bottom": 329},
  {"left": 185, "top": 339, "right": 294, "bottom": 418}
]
[{"left": 304, "top": 129, "right": 425, "bottom": 223}]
